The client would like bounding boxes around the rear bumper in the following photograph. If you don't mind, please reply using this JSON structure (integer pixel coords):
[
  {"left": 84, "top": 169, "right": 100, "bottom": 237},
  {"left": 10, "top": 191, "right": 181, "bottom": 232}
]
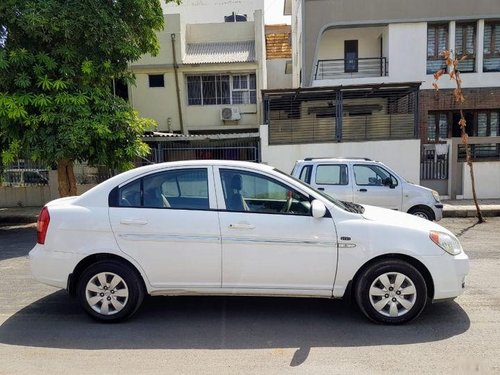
[{"left": 29, "top": 244, "right": 77, "bottom": 289}]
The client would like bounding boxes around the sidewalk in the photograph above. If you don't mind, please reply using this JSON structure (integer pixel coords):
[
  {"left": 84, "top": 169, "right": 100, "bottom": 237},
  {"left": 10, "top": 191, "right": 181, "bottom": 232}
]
[{"left": 1, "top": 200, "right": 499, "bottom": 224}]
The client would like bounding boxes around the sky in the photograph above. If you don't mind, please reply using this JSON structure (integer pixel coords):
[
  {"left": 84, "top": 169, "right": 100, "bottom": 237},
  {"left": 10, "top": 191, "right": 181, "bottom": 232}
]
[{"left": 264, "top": 0, "right": 291, "bottom": 25}]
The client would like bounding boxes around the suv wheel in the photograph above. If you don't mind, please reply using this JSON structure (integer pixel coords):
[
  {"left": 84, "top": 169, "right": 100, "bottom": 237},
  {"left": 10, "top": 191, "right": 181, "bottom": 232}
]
[
  {"left": 355, "top": 259, "right": 428, "bottom": 324},
  {"left": 77, "top": 260, "right": 144, "bottom": 323}
]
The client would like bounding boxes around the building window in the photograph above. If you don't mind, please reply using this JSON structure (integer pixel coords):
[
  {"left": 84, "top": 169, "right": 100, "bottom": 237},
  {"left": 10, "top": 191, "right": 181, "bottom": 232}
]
[
  {"left": 484, "top": 21, "right": 500, "bottom": 72},
  {"left": 427, "top": 112, "right": 448, "bottom": 142},
  {"left": 148, "top": 74, "right": 165, "bottom": 88},
  {"left": 186, "top": 73, "right": 256, "bottom": 106},
  {"left": 344, "top": 40, "right": 358, "bottom": 73},
  {"left": 224, "top": 12, "right": 247, "bottom": 22},
  {"left": 477, "top": 111, "right": 500, "bottom": 136},
  {"left": 427, "top": 24, "right": 448, "bottom": 74},
  {"left": 455, "top": 22, "right": 476, "bottom": 72}
]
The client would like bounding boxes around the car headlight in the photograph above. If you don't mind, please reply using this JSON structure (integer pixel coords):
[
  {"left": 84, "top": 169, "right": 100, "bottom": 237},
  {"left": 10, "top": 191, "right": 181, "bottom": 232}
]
[
  {"left": 432, "top": 190, "right": 441, "bottom": 203},
  {"left": 429, "top": 231, "right": 462, "bottom": 255}
]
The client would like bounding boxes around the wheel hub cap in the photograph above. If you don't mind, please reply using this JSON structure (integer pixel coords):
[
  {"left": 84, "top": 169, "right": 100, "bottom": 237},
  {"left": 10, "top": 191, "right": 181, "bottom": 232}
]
[
  {"left": 368, "top": 272, "right": 417, "bottom": 318},
  {"left": 85, "top": 272, "right": 129, "bottom": 316}
]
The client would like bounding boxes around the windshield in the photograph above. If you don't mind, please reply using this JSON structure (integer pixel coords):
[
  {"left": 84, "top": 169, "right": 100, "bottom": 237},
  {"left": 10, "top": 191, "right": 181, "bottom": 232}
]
[{"left": 273, "top": 168, "right": 364, "bottom": 214}]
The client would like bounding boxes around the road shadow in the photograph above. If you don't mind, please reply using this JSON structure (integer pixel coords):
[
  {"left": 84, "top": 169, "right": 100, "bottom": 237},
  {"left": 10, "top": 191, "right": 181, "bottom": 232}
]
[
  {"left": 0, "top": 226, "right": 36, "bottom": 261},
  {"left": 0, "top": 291, "right": 470, "bottom": 353}
]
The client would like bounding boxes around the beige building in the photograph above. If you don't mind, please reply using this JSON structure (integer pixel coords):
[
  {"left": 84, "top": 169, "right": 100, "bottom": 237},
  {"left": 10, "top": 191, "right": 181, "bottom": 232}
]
[{"left": 128, "top": 9, "right": 267, "bottom": 162}]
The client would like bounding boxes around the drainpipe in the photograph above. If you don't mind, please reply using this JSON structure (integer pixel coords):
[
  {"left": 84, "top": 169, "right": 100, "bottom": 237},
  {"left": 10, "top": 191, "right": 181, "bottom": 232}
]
[{"left": 171, "top": 33, "right": 185, "bottom": 134}]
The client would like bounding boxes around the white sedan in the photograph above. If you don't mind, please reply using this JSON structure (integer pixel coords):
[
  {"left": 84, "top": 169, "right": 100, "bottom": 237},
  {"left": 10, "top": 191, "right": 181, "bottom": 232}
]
[{"left": 30, "top": 160, "right": 469, "bottom": 324}]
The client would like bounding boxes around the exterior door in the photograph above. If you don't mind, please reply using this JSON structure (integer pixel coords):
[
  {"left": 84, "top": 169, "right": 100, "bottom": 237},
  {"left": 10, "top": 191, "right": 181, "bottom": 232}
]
[
  {"left": 352, "top": 164, "right": 402, "bottom": 210},
  {"left": 109, "top": 167, "right": 221, "bottom": 288},
  {"left": 345, "top": 40, "right": 358, "bottom": 73},
  {"left": 216, "top": 167, "right": 338, "bottom": 294}
]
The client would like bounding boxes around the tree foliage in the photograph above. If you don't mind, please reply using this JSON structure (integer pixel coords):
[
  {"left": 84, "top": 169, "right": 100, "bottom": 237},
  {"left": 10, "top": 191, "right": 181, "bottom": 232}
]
[{"left": 0, "top": 0, "right": 175, "bottom": 195}]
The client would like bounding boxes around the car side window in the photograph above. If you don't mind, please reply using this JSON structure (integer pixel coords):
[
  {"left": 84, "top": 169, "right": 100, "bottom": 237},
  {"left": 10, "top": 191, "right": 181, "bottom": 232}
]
[
  {"left": 220, "top": 169, "right": 311, "bottom": 215},
  {"left": 298, "top": 165, "right": 312, "bottom": 184},
  {"left": 315, "top": 164, "right": 348, "bottom": 185},
  {"left": 117, "top": 168, "right": 209, "bottom": 210},
  {"left": 353, "top": 164, "right": 397, "bottom": 187}
]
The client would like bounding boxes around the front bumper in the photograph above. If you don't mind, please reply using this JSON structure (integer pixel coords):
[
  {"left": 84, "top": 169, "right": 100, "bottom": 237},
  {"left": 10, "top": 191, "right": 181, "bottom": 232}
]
[
  {"left": 421, "top": 250, "right": 469, "bottom": 301},
  {"left": 433, "top": 203, "right": 444, "bottom": 221}
]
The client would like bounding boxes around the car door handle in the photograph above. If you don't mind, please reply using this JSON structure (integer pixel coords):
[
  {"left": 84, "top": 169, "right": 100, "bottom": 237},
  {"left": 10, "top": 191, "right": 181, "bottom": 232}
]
[
  {"left": 229, "top": 223, "right": 255, "bottom": 230},
  {"left": 317, "top": 187, "right": 325, "bottom": 191},
  {"left": 358, "top": 189, "right": 367, "bottom": 192},
  {"left": 120, "top": 219, "right": 148, "bottom": 225}
]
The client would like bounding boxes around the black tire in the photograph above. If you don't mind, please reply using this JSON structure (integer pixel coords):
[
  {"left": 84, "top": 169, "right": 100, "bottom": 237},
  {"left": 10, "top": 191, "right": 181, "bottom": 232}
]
[
  {"left": 355, "top": 259, "right": 428, "bottom": 324},
  {"left": 408, "top": 206, "right": 435, "bottom": 221},
  {"left": 77, "top": 260, "right": 145, "bottom": 323}
]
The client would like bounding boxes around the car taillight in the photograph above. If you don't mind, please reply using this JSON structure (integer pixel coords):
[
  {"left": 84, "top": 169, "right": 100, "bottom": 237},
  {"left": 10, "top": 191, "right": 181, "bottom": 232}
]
[{"left": 37, "top": 207, "right": 50, "bottom": 244}]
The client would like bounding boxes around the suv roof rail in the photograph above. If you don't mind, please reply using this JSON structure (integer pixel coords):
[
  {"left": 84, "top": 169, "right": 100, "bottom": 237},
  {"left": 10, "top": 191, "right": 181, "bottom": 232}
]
[{"left": 303, "top": 157, "right": 372, "bottom": 161}]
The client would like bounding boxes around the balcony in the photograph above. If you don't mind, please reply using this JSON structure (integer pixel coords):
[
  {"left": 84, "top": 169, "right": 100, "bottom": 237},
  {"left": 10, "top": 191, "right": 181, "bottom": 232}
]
[{"left": 314, "top": 57, "right": 388, "bottom": 80}]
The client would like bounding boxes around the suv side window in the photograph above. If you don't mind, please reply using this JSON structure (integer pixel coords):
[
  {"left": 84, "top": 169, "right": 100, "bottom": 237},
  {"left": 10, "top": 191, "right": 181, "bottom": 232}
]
[
  {"left": 315, "top": 164, "right": 348, "bottom": 185},
  {"left": 298, "top": 165, "right": 312, "bottom": 184},
  {"left": 353, "top": 164, "right": 397, "bottom": 187}
]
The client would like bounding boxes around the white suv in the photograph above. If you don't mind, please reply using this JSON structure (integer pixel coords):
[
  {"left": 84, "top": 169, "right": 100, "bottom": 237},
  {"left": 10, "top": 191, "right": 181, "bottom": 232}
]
[{"left": 292, "top": 157, "right": 443, "bottom": 221}]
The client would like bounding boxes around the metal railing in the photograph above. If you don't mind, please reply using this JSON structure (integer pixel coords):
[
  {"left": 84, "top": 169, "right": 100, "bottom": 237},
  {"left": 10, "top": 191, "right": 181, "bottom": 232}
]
[{"left": 314, "top": 57, "right": 388, "bottom": 80}]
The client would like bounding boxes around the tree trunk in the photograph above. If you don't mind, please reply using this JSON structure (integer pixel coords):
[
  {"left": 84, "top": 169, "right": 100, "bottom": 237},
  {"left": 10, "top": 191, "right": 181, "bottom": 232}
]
[{"left": 57, "top": 159, "right": 77, "bottom": 197}]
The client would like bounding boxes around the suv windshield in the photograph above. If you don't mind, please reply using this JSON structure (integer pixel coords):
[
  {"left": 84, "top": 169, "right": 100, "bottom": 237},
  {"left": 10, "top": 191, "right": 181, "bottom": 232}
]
[{"left": 274, "top": 168, "right": 364, "bottom": 214}]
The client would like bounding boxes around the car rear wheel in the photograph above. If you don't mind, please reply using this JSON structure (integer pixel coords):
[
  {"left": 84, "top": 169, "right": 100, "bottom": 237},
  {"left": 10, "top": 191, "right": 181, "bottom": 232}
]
[
  {"left": 77, "top": 260, "right": 144, "bottom": 323},
  {"left": 408, "top": 206, "right": 435, "bottom": 221},
  {"left": 355, "top": 259, "right": 428, "bottom": 324}
]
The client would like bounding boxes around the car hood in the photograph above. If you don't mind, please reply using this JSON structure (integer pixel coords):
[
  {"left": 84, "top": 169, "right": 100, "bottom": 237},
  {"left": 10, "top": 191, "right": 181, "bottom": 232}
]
[{"left": 361, "top": 204, "right": 451, "bottom": 234}]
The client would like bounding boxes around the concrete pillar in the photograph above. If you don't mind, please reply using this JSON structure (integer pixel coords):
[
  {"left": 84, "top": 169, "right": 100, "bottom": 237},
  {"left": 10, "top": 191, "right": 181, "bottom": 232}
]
[{"left": 477, "top": 20, "right": 485, "bottom": 73}]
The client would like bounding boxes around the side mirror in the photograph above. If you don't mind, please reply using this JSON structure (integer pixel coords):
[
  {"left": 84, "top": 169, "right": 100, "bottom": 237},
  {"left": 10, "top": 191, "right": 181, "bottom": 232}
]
[{"left": 311, "top": 199, "right": 327, "bottom": 218}]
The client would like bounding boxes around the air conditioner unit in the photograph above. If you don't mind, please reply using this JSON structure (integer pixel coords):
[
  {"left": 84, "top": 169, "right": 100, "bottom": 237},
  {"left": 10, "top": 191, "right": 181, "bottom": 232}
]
[{"left": 221, "top": 107, "right": 241, "bottom": 121}]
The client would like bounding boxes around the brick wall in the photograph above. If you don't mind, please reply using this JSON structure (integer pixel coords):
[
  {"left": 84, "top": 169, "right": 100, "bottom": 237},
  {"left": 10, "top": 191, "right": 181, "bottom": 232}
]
[{"left": 419, "top": 87, "right": 500, "bottom": 141}]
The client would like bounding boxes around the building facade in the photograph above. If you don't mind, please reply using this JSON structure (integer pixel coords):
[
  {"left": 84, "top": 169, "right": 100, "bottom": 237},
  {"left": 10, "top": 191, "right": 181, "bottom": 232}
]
[
  {"left": 128, "top": 1, "right": 267, "bottom": 163},
  {"left": 268, "top": 0, "right": 500, "bottom": 198}
]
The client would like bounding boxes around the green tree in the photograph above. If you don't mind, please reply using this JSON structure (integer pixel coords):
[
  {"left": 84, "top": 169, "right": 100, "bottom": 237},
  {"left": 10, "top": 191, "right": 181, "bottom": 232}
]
[{"left": 0, "top": 0, "right": 177, "bottom": 196}]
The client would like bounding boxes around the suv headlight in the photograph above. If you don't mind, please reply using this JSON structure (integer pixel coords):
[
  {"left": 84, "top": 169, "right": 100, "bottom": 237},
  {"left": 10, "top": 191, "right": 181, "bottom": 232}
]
[
  {"left": 429, "top": 231, "right": 462, "bottom": 255},
  {"left": 432, "top": 190, "right": 441, "bottom": 203}
]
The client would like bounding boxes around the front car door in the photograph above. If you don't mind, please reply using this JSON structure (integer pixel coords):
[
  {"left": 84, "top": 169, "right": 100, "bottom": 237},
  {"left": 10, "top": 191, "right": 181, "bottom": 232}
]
[
  {"left": 352, "top": 164, "right": 402, "bottom": 210},
  {"left": 109, "top": 166, "right": 221, "bottom": 288},
  {"left": 215, "top": 167, "right": 338, "bottom": 295}
]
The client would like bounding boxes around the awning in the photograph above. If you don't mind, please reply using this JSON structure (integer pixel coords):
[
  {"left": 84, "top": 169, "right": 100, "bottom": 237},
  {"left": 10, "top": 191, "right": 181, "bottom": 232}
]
[{"left": 183, "top": 41, "right": 256, "bottom": 64}]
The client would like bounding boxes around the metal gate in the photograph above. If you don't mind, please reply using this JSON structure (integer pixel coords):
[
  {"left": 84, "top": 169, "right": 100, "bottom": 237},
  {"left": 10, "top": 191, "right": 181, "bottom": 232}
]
[{"left": 139, "top": 138, "right": 260, "bottom": 166}]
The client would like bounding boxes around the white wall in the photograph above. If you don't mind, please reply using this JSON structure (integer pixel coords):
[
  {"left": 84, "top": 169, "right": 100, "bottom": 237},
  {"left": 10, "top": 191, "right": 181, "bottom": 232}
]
[
  {"left": 266, "top": 59, "right": 292, "bottom": 89},
  {"left": 462, "top": 162, "right": 500, "bottom": 199},
  {"left": 311, "top": 21, "right": 500, "bottom": 89},
  {"left": 260, "top": 125, "right": 421, "bottom": 182},
  {"left": 318, "top": 26, "right": 386, "bottom": 60},
  {"left": 163, "top": 0, "right": 264, "bottom": 23}
]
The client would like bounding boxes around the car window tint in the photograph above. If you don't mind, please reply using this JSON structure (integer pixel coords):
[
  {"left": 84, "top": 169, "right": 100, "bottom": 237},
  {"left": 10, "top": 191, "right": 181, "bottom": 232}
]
[
  {"left": 298, "top": 165, "right": 312, "bottom": 184},
  {"left": 354, "top": 164, "right": 393, "bottom": 186},
  {"left": 315, "top": 164, "right": 348, "bottom": 185},
  {"left": 120, "top": 179, "right": 142, "bottom": 207},
  {"left": 144, "top": 168, "right": 209, "bottom": 209},
  {"left": 220, "top": 169, "right": 311, "bottom": 215},
  {"left": 118, "top": 168, "right": 209, "bottom": 210}
]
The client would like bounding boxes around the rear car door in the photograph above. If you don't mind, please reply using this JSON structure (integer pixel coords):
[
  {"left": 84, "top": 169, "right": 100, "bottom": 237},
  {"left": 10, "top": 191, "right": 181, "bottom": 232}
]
[{"left": 109, "top": 167, "right": 221, "bottom": 288}]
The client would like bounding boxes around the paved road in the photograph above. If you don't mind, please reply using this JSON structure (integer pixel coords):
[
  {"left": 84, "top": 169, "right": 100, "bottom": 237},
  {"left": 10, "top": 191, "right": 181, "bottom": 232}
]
[{"left": 0, "top": 219, "right": 499, "bottom": 374}]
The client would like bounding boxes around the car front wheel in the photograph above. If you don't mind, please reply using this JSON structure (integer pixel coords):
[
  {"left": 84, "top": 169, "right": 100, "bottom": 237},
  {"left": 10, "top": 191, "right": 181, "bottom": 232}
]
[
  {"left": 355, "top": 260, "right": 428, "bottom": 324},
  {"left": 77, "top": 260, "right": 145, "bottom": 323}
]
